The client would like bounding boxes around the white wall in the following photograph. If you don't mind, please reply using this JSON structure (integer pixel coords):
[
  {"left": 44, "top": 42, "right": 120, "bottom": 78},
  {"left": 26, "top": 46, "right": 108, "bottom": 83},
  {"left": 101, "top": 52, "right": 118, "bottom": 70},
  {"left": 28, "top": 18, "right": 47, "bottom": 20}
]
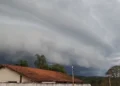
[
  {"left": 0, "top": 68, "right": 30, "bottom": 83},
  {"left": 0, "top": 83, "right": 91, "bottom": 86}
]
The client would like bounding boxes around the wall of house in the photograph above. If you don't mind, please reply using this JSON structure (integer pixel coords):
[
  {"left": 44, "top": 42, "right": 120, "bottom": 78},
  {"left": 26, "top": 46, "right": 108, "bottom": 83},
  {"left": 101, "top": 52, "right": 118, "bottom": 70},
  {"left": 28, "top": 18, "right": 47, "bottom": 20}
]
[
  {"left": 0, "top": 67, "right": 30, "bottom": 83},
  {"left": 0, "top": 83, "right": 91, "bottom": 86}
]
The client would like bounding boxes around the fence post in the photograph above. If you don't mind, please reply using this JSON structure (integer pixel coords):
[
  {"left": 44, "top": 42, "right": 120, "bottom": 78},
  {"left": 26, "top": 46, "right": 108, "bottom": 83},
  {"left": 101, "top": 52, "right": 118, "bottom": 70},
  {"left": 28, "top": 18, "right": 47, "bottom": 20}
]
[{"left": 108, "top": 77, "right": 111, "bottom": 86}]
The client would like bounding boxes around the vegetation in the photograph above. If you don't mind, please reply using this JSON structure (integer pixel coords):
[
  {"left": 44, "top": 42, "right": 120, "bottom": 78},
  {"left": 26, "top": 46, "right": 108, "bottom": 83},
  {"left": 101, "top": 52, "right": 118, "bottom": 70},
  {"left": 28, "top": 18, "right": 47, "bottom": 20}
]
[
  {"left": 34, "top": 54, "right": 66, "bottom": 73},
  {"left": 76, "top": 76, "right": 104, "bottom": 86},
  {"left": 76, "top": 65, "right": 120, "bottom": 86},
  {"left": 14, "top": 55, "right": 120, "bottom": 86},
  {"left": 15, "top": 60, "right": 28, "bottom": 67},
  {"left": 106, "top": 65, "right": 120, "bottom": 78},
  {"left": 34, "top": 54, "right": 49, "bottom": 69},
  {"left": 50, "top": 64, "right": 66, "bottom": 73},
  {"left": 14, "top": 54, "right": 66, "bottom": 73},
  {"left": 100, "top": 77, "right": 120, "bottom": 86}
]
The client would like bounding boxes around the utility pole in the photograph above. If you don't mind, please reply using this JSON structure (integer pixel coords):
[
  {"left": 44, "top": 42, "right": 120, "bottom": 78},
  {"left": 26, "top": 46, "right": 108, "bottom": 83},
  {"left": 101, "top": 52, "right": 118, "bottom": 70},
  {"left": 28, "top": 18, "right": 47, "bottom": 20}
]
[
  {"left": 108, "top": 75, "right": 111, "bottom": 86},
  {"left": 72, "top": 66, "right": 74, "bottom": 86}
]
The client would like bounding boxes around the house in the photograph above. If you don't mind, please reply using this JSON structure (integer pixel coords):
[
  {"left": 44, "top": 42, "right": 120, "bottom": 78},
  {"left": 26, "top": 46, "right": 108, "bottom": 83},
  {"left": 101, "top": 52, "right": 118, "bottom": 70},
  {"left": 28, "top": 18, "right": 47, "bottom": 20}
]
[{"left": 0, "top": 64, "right": 82, "bottom": 83}]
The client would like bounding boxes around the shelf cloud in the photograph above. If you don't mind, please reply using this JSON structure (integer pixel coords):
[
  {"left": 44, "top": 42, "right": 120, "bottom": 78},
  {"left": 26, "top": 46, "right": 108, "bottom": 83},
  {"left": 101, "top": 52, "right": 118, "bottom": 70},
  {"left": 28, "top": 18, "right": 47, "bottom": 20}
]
[{"left": 0, "top": 0, "right": 120, "bottom": 75}]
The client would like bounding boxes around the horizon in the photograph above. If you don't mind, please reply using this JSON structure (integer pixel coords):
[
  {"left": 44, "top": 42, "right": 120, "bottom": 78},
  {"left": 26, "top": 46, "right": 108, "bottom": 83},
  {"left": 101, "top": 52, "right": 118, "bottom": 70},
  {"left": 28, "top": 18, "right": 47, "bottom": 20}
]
[{"left": 0, "top": 0, "right": 120, "bottom": 76}]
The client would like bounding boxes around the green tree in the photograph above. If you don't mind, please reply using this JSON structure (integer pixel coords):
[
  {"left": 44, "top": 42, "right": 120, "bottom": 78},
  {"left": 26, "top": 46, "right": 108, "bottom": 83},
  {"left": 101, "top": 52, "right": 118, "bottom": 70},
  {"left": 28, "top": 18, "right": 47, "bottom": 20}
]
[
  {"left": 15, "top": 60, "right": 28, "bottom": 67},
  {"left": 105, "top": 65, "right": 120, "bottom": 86},
  {"left": 34, "top": 54, "right": 66, "bottom": 73},
  {"left": 34, "top": 54, "right": 48, "bottom": 69},
  {"left": 106, "top": 65, "right": 120, "bottom": 78},
  {"left": 50, "top": 64, "right": 66, "bottom": 73}
]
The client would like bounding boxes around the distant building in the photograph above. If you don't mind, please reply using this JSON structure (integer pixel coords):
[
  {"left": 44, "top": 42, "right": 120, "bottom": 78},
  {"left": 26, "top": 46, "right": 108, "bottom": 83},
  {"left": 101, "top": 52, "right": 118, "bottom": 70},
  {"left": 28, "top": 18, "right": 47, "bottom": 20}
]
[{"left": 0, "top": 64, "right": 82, "bottom": 83}]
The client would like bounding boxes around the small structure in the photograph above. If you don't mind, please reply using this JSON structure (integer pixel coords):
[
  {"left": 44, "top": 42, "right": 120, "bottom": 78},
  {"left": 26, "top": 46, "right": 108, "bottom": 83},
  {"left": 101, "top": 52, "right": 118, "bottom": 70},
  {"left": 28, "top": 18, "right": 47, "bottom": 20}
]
[{"left": 0, "top": 64, "right": 82, "bottom": 83}]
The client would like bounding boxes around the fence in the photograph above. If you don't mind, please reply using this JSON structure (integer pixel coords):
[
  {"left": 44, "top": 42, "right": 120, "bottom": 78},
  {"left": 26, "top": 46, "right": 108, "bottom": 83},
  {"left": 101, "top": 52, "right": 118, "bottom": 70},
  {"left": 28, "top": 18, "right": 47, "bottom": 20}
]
[{"left": 0, "top": 83, "right": 91, "bottom": 86}]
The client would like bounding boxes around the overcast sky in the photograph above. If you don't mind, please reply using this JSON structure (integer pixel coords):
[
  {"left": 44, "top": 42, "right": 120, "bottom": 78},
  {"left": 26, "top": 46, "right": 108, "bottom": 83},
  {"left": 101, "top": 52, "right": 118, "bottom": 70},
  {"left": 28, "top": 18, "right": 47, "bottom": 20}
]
[{"left": 0, "top": 0, "right": 120, "bottom": 76}]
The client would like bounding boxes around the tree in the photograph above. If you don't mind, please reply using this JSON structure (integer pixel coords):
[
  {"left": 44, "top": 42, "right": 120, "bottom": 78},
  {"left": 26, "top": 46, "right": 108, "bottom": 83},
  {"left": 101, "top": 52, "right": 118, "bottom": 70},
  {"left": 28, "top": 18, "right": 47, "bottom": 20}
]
[
  {"left": 106, "top": 65, "right": 120, "bottom": 78},
  {"left": 15, "top": 60, "right": 28, "bottom": 67},
  {"left": 34, "top": 54, "right": 48, "bottom": 69},
  {"left": 34, "top": 54, "right": 66, "bottom": 73},
  {"left": 50, "top": 64, "right": 66, "bottom": 73}
]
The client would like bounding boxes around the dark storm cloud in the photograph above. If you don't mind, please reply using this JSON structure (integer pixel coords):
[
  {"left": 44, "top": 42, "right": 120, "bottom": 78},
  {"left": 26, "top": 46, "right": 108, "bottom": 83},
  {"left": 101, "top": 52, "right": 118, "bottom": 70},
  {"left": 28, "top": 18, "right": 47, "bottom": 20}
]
[{"left": 0, "top": 0, "right": 120, "bottom": 75}]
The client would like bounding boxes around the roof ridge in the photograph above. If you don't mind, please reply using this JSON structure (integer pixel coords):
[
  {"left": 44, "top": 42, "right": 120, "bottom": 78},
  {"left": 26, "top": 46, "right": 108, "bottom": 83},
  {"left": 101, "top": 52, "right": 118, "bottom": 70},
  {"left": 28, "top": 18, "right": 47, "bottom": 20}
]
[
  {"left": 2, "top": 64, "right": 68, "bottom": 74},
  {"left": 0, "top": 64, "right": 82, "bottom": 83}
]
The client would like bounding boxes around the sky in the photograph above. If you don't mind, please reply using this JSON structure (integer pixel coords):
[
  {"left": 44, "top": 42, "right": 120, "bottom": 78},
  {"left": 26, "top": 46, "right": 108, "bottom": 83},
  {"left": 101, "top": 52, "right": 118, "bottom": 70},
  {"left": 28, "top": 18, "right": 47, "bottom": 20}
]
[{"left": 0, "top": 0, "right": 120, "bottom": 76}]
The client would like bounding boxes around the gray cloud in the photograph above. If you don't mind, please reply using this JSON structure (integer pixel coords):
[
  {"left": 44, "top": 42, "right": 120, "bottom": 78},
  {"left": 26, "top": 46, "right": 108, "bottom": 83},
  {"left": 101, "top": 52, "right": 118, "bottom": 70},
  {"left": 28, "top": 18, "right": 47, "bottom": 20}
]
[{"left": 0, "top": 0, "right": 120, "bottom": 75}]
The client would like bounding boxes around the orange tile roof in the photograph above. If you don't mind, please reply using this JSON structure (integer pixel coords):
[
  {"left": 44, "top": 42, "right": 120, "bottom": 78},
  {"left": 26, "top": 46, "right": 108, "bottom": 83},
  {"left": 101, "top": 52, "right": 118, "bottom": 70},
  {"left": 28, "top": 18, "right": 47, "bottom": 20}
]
[{"left": 1, "top": 64, "right": 82, "bottom": 83}]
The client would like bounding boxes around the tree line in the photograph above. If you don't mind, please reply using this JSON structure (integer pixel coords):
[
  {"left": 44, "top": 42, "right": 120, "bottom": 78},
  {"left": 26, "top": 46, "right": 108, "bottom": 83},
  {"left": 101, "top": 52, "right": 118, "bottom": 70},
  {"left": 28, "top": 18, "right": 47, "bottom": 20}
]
[
  {"left": 15, "top": 54, "right": 120, "bottom": 86},
  {"left": 15, "top": 54, "right": 66, "bottom": 73},
  {"left": 76, "top": 65, "right": 120, "bottom": 86}
]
